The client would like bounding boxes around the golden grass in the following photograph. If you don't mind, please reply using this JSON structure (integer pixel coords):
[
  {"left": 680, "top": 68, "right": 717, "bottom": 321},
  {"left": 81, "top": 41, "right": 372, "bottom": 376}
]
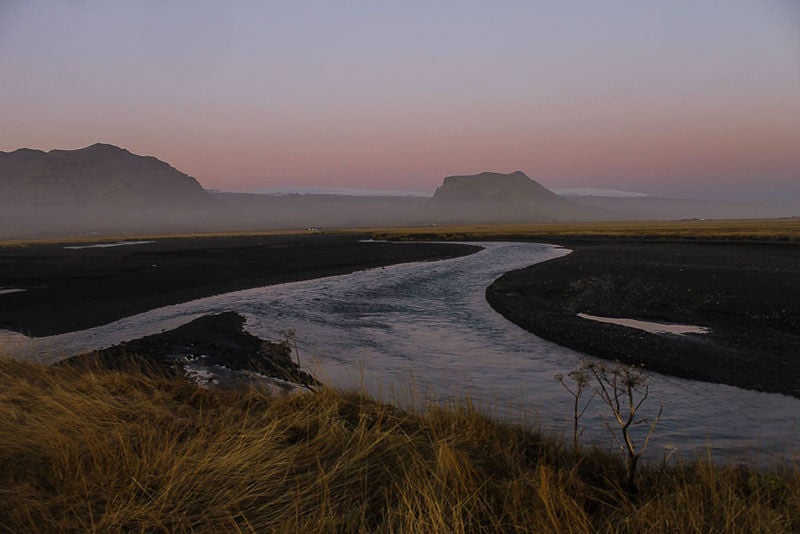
[
  {"left": 0, "top": 228, "right": 323, "bottom": 248},
  {"left": 3, "top": 217, "right": 799, "bottom": 247},
  {"left": 1, "top": 357, "right": 798, "bottom": 532},
  {"left": 369, "top": 218, "right": 800, "bottom": 242}
]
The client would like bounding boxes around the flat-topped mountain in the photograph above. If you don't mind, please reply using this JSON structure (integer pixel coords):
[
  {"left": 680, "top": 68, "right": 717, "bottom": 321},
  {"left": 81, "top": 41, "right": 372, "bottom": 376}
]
[
  {"left": 433, "top": 170, "right": 560, "bottom": 203},
  {"left": 0, "top": 143, "right": 206, "bottom": 207},
  {"left": 428, "top": 170, "right": 601, "bottom": 222}
]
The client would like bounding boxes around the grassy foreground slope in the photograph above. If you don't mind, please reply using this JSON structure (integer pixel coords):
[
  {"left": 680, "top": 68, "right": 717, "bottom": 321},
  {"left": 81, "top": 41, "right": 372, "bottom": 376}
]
[{"left": 1, "top": 358, "right": 798, "bottom": 533}]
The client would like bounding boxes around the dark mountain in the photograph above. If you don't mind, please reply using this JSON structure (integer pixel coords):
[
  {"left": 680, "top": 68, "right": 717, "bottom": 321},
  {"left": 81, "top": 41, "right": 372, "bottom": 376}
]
[
  {"left": 426, "top": 170, "right": 611, "bottom": 223},
  {"left": 0, "top": 143, "right": 206, "bottom": 207}
]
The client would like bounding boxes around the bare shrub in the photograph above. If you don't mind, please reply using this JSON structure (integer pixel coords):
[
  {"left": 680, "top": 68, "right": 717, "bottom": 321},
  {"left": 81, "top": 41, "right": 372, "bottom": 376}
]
[
  {"left": 585, "top": 360, "right": 663, "bottom": 492},
  {"left": 557, "top": 360, "right": 663, "bottom": 493},
  {"left": 555, "top": 361, "right": 595, "bottom": 451}
]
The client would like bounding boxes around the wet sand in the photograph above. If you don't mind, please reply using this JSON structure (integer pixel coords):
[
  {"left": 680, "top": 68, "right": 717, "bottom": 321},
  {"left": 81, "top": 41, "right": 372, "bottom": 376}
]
[
  {"left": 487, "top": 240, "right": 800, "bottom": 397},
  {"left": 0, "top": 234, "right": 479, "bottom": 337}
]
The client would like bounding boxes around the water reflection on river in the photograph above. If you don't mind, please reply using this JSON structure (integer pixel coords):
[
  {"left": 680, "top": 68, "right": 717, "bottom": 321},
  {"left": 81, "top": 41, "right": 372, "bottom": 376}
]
[{"left": 5, "top": 242, "right": 799, "bottom": 463}]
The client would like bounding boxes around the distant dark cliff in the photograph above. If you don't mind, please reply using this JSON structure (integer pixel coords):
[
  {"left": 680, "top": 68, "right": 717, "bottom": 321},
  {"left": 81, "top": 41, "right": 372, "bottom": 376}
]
[
  {"left": 432, "top": 171, "right": 560, "bottom": 203},
  {"left": 427, "top": 170, "right": 597, "bottom": 223},
  {"left": 0, "top": 143, "right": 207, "bottom": 207}
]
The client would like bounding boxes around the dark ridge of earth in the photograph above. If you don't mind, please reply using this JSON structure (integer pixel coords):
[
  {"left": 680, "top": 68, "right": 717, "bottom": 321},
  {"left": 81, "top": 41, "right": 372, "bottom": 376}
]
[
  {"left": 486, "top": 240, "right": 800, "bottom": 398},
  {"left": 61, "top": 311, "right": 317, "bottom": 388},
  {"left": 0, "top": 234, "right": 480, "bottom": 337}
]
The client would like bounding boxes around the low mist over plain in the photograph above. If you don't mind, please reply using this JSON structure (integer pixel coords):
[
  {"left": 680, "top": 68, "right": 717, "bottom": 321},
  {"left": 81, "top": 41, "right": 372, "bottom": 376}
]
[{"left": 1, "top": 142, "right": 798, "bottom": 239}]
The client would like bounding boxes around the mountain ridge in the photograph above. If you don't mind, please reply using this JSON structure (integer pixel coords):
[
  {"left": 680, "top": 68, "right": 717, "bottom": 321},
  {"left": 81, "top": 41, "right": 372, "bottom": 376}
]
[{"left": 0, "top": 143, "right": 206, "bottom": 207}]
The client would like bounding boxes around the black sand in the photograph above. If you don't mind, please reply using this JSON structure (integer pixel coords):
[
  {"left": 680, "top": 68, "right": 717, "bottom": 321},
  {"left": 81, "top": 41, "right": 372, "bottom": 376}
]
[
  {"left": 487, "top": 240, "right": 800, "bottom": 398},
  {"left": 61, "top": 311, "right": 318, "bottom": 387},
  {"left": 0, "top": 234, "right": 479, "bottom": 337}
]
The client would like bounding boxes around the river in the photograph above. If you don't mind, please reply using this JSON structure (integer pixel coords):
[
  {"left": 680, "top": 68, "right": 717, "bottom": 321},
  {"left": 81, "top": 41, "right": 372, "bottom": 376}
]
[{"left": 3, "top": 241, "right": 798, "bottom": 463}]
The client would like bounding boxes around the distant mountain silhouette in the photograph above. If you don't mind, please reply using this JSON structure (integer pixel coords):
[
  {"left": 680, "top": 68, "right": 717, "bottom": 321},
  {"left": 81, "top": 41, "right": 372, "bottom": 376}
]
[
  {"left": 427, "top": 170, "right": 601, "bottom": 222},
  {"left": 0, "top": 143, "right": 206, "bottom": 207},
  {"left": 2, "top": 148, "right": 790, "bottom": 239}
]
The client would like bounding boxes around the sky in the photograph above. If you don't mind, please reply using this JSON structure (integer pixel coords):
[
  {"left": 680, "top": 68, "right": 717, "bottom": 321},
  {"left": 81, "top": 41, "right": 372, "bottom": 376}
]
[{"left": 1, "top": 1, "right": 798, "bottom": 201}]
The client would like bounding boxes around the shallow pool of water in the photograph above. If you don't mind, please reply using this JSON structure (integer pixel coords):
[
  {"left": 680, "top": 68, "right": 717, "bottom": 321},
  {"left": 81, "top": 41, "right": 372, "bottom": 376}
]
[
  {"left": 63, "top": 240, "right": 155, "bottom": 250},
  {"left": 0, "top": 288, "right": 26, "bottom": 296},
  {"left": 577, "top": 313, "right": 711, "bottom": 335}
]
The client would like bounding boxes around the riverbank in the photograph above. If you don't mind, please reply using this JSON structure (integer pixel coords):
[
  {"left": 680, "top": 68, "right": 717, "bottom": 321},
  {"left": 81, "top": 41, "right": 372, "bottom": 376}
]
[
  {"left": 486, "top": 239, "right": 800, "bottom": 398},
  {"left": 0, "top": 234, "right": 479, "bottom": 337}
]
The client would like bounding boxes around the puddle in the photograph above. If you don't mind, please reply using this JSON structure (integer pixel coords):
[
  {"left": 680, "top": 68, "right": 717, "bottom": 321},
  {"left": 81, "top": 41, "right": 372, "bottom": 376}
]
[
  {"left": 0, "top": 288, "right": 26, "bottom": 296},
  {"left": 577, "top": 313, "right": 711, "bottom": 335},
  {"left": 64, "top": 240, "right": 155, "bottom": 250}
]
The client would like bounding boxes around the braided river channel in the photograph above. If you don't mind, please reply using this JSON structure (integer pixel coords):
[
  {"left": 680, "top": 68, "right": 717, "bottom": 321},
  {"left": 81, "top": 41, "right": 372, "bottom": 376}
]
[{"left": 5, "top": 242, "right": 799, "bottom": 463}]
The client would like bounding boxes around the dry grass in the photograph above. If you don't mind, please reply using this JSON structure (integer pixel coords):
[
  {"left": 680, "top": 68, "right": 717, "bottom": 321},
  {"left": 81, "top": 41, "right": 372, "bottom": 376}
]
[
  {"left": 0, "top": 228, "right": 323, "bottom": 248},
  {"left": 3, "top": 218, "right": 800, "bottom": 248},
  {"left": 369, "top": 218, "right": 800, "bottom": 243},
  {"left": 1, "top": 357, "right": 798, "bottom": 532}
]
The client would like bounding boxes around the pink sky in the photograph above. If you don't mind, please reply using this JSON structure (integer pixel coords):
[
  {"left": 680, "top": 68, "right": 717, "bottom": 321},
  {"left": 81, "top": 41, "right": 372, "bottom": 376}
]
[{"left": 1, "top": 2, "right": 798, "bottom": 200}]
